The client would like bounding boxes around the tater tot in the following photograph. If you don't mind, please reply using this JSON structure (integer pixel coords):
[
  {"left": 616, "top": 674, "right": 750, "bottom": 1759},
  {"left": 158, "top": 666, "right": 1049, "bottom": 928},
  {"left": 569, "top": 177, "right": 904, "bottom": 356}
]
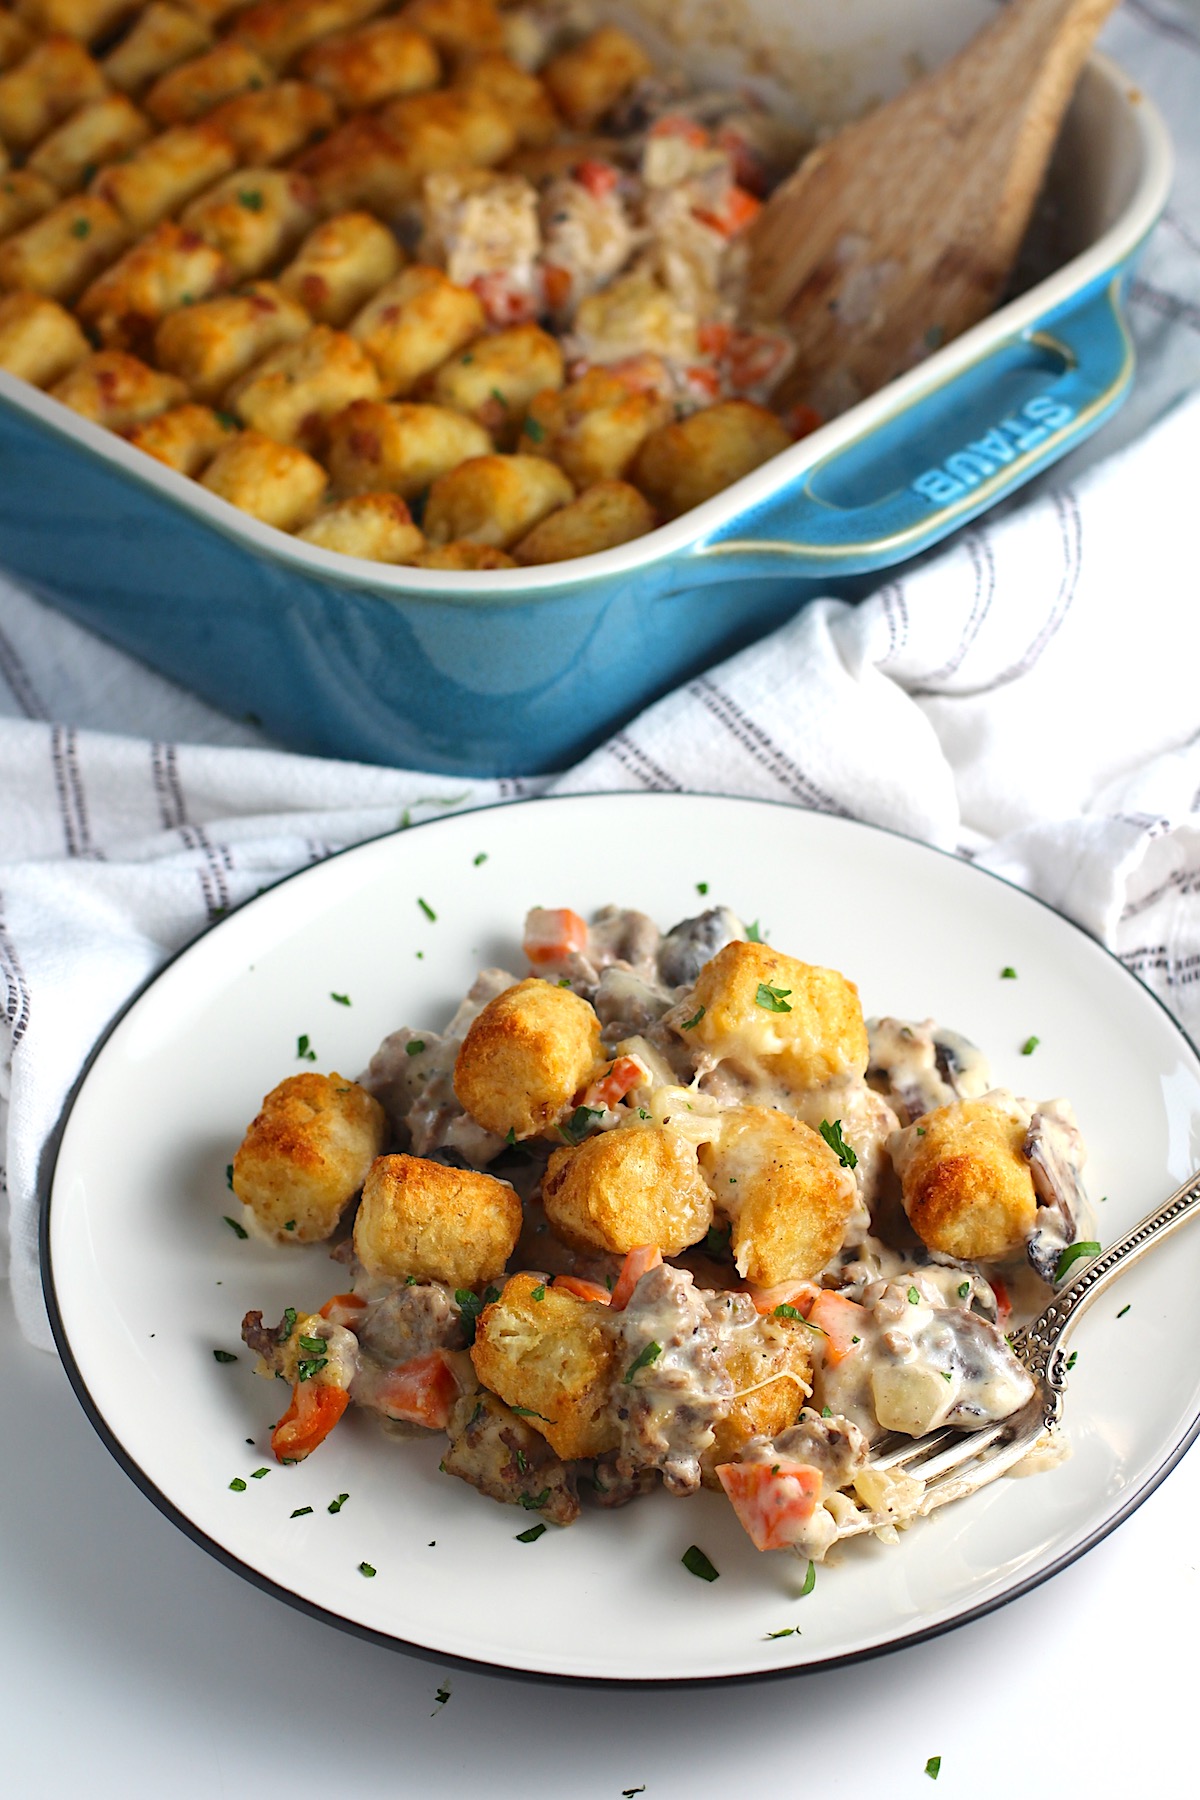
[
  {"left": 349, "top": 264, "right": 483, "bottom": 396},
  {"left": 633, "top": 399, "right": 792, "bottom": 519},
  {"left": 206, "top": 79, "right": 336, "bottom": 163},
  {"left": 102, "top": 2, "right": 213, "bottom": 96},
  {"left": 143, "top": 39, "right": 274, "bottom": 123},
  {"left": 177, "top": 0, "right": 260, "bottom": 25},
  {"left": 231, "top": 1070, "right": 386, "bottom": 1243},
  {"left": 77, "top": 220, "right": 230, "bottom": 352},
  {"left": 299, "top": 18, "right": 440, "bottom": 111},
  {"left": 378, "top": 80, "right": 516, "bottom": 168},
  {"left": 297, "top": 490, "right": 424, "bottom": 560},
  {"left": 0, "top": 14, "right": 34, "bottom": 74},
  {"left": 200, "top": 426, "right": 328, "bottom": 526},
  {"left": 424, "top": 453, "right": 573, "bottom": 549},
  {"left": 687, "top": 940, "right": 869, "bottom": 1092},
  {"left": 519, "top": 367, "right": 670, "bottom": 488},
  {"left": 541, "top": 25, "right": 652, "bottom": 130},
  {"left": 277, "top": 211, "right": 403, "bottom": 325},
  {"left": 232, "top": 0, "right": 388, "bottom": 70},
  {"left": 50, "top": 348, "right": 188, "bottom": 428},
  {"left": 227, "top": 323, "right": 379, "bottom": 447},
  {"left": 0, "top": 172, "right": 59, "bottom": 244},
  {"left": 13, "top": 0, "right": 137, "bottom": 40},
  {"left": 154, "top": 278, "right": 309, "bottom": 400},
  {"left": 454, "top": 976, "right": 601, "bottom": 1140},
  {"left": 700, "top": 1304, "right": 812, "bottom": 1486},
  {"left": 325, "top": 397, "right": 490, "bottom": 497},
  {"left": 0, "top": 195, "right": 129, "bottom": 303},
  {"left": 0, "top": 289, "right": 90, "bottom": 385},
  {"left": 472, "top": 1272, "right": 618, "bottom": 1461},
  {"left": 397, "top": 0, "right": 505, "bottom": 58},
  {"left": 892, "top": 1095, "right": 1039, "bottom": 1262},
  {"left": 354, "top": 1151, "right": 522, "bottom": 1287},
  {"left": 179, "top": 168, "right": 316, "bottom": 281},
  {"left": 513, "top": 479, "right": 655, "bottom": 564},
  {"left": 699, "top": 1106, "right": 858, "bottom": 1285},
  {"left": 92, "top": 122, "right": 237, "bottom": 232},
  {"left": 430, "top": 321, "right": 563, "bottom": 436},
  {"left": 544, "top": 1124, "right": 714, "bottom": 1257},
  {"left": 0, "top": 36, "right": 109, "bottom": 153},
  {"left": 407, "top": 540, "right": 514, "bottom": 569},
  {"left": 26, "top": 94, "right": 152, "bottom": 194},
  {"left": 124, "top": 399, "right": 236, "bottom": 472},
  {"left": 452, "top": 51, "right": 558, "bottom": 147}
]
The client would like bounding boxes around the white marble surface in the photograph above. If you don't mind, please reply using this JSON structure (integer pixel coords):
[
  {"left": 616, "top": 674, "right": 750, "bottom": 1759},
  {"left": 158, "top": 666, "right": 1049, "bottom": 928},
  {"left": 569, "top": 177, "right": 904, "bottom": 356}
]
[{"left": 4, "top": 1275, "right": 1195, "bottom": 1799}]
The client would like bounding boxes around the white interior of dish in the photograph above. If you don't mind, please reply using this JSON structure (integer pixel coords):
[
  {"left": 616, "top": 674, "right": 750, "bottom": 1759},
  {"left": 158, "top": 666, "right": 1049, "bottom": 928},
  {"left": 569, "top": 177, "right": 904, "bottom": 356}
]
[{"left": 0, "top": 5, "right": 1172, "bottom": 599}]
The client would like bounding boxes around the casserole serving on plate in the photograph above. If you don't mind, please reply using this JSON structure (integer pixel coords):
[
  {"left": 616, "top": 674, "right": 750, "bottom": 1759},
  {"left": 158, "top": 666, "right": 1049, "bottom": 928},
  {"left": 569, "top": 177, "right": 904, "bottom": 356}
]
[{"left": 0, "top": 0, "right": 1172, "bottom": 773}]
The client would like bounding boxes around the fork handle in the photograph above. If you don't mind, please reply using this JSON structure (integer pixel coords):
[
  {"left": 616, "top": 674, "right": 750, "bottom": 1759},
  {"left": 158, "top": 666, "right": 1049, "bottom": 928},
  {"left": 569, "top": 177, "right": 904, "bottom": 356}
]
[{"left": 1009, "top": 1167, "right": 1200, "bottom": 1400}]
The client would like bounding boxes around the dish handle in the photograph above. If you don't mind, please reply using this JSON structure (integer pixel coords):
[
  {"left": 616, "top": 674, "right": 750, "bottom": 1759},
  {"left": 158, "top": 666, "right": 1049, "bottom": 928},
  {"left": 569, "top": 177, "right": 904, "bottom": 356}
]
[{"left": 687, "top": 273, "right": 1134, "bottom": 583}]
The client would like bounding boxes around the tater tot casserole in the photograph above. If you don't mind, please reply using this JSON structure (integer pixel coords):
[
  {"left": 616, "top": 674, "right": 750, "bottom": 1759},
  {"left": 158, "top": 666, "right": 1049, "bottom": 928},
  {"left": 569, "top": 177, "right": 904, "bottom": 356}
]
[
  {"left": 0, "top": 0, "right": 822, "bottom": 568},
  {"left": 231, "top": 898, "right": 1096, "bottom": 1565}
]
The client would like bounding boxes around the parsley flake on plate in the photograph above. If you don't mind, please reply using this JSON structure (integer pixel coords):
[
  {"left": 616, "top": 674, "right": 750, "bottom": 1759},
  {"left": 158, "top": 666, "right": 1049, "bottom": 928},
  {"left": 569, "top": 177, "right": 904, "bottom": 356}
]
[
  {"left": 213, "top": 1349, "right": 237, "bottom": 1363},
  {"left": 765, "top": 1626, "right": 799, "bottom": 1639},
  {"left": 251, "top": 1467, "right": 269, "bottom": 1479},
  {"left": 473, "top": 852, "right": 488, "bottom": 865},
  {"left": 225, "top": 1164, "right": 234, "bottom": 1190},
  {"left": 223, "top": 1214, "right": 248, "bottom": 1239},
  {"left": 799, "top": 1559, "right": 816, "bottom": 1597},
  {"left": 696, "top": 881, "right": 709, "bottom": 894},
  {"left": 1001, "top": 966, "right": 1017, "bottom": 979},
  {"left": 297, "top": 1034, "right": 317, "bottom": 1061},
  {"left": 745, "top": 920, "right": 765, "bottom": 942},
  {"left": 358, "top": 1562, "right": 376, "bottom": 1578},
  {"left": 229, "top": 1477, "right": 247, "bottom": 1492},
  {"left": 818, "top": 1118, "right": 858, "bottom": 1169},
  {"left": 516, "top": 1522, "right": 547, "bottom": 1543},
  {"left": 681, "top": 1544, "right": 719, "bottom": 1582},
  {"left": 417, "top": 897, "right": 437, "bottom": 921},
  {"left": 330, "top": 992, "right": 351, "bottom": 1006},
  {"left": 328, "top": 1492, "right": 349, "bottom": 1514},
  {"left": 1055, "top": 1240, "right": 1100, "bottom": 1281},
  {"left": 925, "top": 1756, "right": 942, "bottom": 1781},
  {"left": 1021, "top": 1035, "right": 1040, "bottom": 1055},
  {"left": 519, "top": 1488, "right": 551, "bottom": 1511},
  {"left": 291, "top": 1506, "right": 313, "bottom": 1518}
]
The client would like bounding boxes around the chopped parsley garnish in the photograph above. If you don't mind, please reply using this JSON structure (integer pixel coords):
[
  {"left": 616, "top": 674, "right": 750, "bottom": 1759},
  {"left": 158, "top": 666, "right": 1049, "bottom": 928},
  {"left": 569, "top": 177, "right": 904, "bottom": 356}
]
[
  {"left": 328, "top": 1493, "right": 349, "bottom": 1513},
  {"left": 215, "top": 411, "right": 238, "bottom": 431},
  {"left": 510, "top": 1406, "right": 555, "bottom": 1422},
  {"left": 622, "top": 1788, "right": 646, "bottom": 1798},
  {"left": 745, "top": 920, "right": 764, "bottom": 942},
  {"left": 1117, "top": 1303, "right": 1131, "bottom": 1318},
  {"left": 1001, "top": 966, "right": 1017, "bottom": 979},
  {"left": 799, "top": 1559, "right": 816, "bottom": 1597},
  {"left": 531, "top": 1284, "right": 546, "bottom": 1302},
  {"left": 925, "top": 1757, "right": 942, "bottom": 1780},
  {"left": 559, "top": 1104, "right": 603, "bottom": 1144},
  {"left": 291, "top": 1506, "right": 313, "bottom": 1517},
  {"left": 1021, "top": 1035, "right": 1040, "bottom": 1055},
  {"left": 278, "top": 1307, "right": 297, "bottom": 1341},
  {"left": 765, "top": 1626, "right": 798, "bottom": 1639},
  {"left": 297, "top": 1033, "right": 317, "bottom": 1061},
  {"left": 229, "top": 1477, "right": 247, "bottom": 1491},
  {"left": 490, "top": 387, "right": 508, "bottom": 407},
  {"left": 433, "top": 1685, "right": 450, "bottom": 1710},
  {"left": 1055, "top": 1240, "right": 1100, "bottom": 1281},
  {"left": 298, "top": 1335, "right": 326, "bottom": 1354},
  {"left": 455, "top": 1285, "right": 500, "bottom": 1343},
  {"left": 251, "top": 1467, "right": 269, "bottom": 1479},
  {"left": 958, "top": 1281, "right": 971, "bottom": 1299},
  {"left": 406, "top": 1274, "right": 417, "bottom": 1285},
  {"left": 358, "top": 1562, "right": 376, "bottom": 1577},
  {"left": 755, "top": 981, "right": 792, "bottom": 1013},
  {"left": 417, "top": 896, "right": 436, "bottom": 920},
  {"left": 473, "top": 852, "right": 488, "bottom": 865},
  {"left": 773, "top": 1303, "right": 802, "bottom": 1320},
  {"left": 703, "top": 1222, "right": 731, "bottom": 1257},
  {"left": 516, "top": 1522, "right": 547, "bottom": 1542},
  {"left": 523, "top": 417, "right": 544, "bottom": 442},
  {"left": 941, "top": 1370, "right": 953, "bottom": 1382},
  {"left": 696, "top": 881, "right": 709, "bottom": 895},
  {"left": 405, "top": 1039, "right": 425, "bottom": 1056},
  {"left": 623, "top": 1341, "right": 662, "bottom": 1383},
  {"left": 214, "top": 1349, "right": 238, "bottom": 1363},
  {"left": 519, "top": 1488, "right": 551, "bottom": 1510},
  {"left": 297, "top": 1356, "right": 328, "bottom": 1382},
  {"left": 284, "top": 1220, "right": 295, "bottom": 1231},
  {"left": 223, "top": 1214, "right": 248, "bottom": 1239},
  {"left": 907, "top": 1286, "right": 920, "bottom": 1305},
  {"left": 820, "top": 1405, "right": 832, "bottom": 1418},
  {"left": 331, "top": 992, "right": 351, "bottom": 1005},
  {"left": 515, "top": 1448, "right": 527, "bottom": 1473},
  {"left": 682, "top": 1545, "right": 719, "bottom": 1582},
  {"left": 70, "top": 218, "right": 90, "bottom": 239},
  {"left": 225, "top": 1164, "right": 234, "bottom": 1190},
  {"left": 680, "top": 1005, "right": 706, "bottom": 1030},
  {"left": 916, "top": 1126, "right": 926, "bottom": 1135},
  {"left": 505, "top": 1127, "right": 517, "bottom": 1145},
  {"left": 818, "top": 1118, "right": 858, "bottom": 1169},
  {"left": 557, "top": 976, "right": 571, "bottom": 987},
  {"left": 238, "top": 189, "right": 264, "bottom": 210}
]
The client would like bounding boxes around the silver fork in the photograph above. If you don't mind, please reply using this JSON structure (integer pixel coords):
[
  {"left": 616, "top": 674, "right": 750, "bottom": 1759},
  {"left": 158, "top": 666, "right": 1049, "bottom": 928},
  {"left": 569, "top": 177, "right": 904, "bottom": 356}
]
[{"left": 835, "top": 1165, "right": 1200, "bottom": 1538}]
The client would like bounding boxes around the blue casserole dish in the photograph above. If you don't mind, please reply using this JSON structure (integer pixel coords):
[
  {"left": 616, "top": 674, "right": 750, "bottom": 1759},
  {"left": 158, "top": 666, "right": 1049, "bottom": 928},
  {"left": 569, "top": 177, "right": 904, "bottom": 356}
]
[{"left": 0, "top": 50, "right": 1172, "bottom": 776}]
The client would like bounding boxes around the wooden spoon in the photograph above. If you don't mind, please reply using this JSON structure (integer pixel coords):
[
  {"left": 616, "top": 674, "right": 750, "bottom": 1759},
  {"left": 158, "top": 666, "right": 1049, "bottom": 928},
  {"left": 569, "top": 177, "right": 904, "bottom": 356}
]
[{"left": 747, "top": 0, "right": 1121, "bottom": 417}]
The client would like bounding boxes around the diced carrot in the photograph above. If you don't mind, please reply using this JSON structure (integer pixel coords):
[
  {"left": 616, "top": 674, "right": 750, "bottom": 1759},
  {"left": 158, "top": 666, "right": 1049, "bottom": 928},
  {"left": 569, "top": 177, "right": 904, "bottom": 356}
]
[
  {"left": 609, "top": 1244, "right": 663, "bottom": 1311},
  {"left": 374, "top": 1351, "right": 459, "bottom": 1431},
  {"left": 717, "top": 1460, "right": 822, "bottom": 1552},
  {"left": 319, "top": 1292, "right": 367, "bottom": 1327},
  {"left": 694, "top": 184, "right": 762, "bottom": 238},
  {"left": 685, "top": 364, "right": 721, "bottom": 399},
  {"left": 991, "top": 1276, "right": 1012, "bottom": 1326},
  {"left": 470, "top": 272, "right": 537, "bottom": 327},
  {"left": 649, "top": 113, "right": 709, "bottom": 148},
  {"left": 604, "top": 353, "right": 670, "bottom": 396},
  {"left": 747, "top": 1279, "right": 819, "bottom": 1318},
  {"left": 523, "top": 906, "right": 590, "bottom": 965},
  {"left": 807, "top": 1290, "right": 867, "bottom": 1366},
  {"left": 271, "top": 1379, "right": 349, "bottom": 1463},
  {"left": 552, "top": 1274, "right": 613, "bottom": 1304},
  {"left": 580, "top": 1054, "right": 643, "bottom": 1110},
  {"left": 725, "top": 330, "right": 789, "bottom": 392},
  {"left": 541, "top": 261, "right": 572, "bottom": 311},
  {"left": 783, "top": 401, "right": 823, "bottom": 440},
  {"left": 575, "top": 157, "right": 619, "bottom": 198},
  {"left": 697, "top": 320, "right": 733, "bottom": 358}
]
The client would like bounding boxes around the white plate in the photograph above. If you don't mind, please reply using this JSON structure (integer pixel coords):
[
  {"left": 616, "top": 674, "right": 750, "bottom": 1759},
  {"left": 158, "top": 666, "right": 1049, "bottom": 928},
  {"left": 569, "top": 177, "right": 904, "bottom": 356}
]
[{"left": 42, "top": 795, "right": 1200, "bottom": 1684}]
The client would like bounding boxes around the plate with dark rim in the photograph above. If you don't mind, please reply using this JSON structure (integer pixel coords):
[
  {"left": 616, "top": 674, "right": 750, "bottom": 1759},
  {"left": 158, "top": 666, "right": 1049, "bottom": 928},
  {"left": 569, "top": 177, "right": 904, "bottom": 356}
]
[{"left": 41, "top": 794, "right": 1200, "bottom": 1683}]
